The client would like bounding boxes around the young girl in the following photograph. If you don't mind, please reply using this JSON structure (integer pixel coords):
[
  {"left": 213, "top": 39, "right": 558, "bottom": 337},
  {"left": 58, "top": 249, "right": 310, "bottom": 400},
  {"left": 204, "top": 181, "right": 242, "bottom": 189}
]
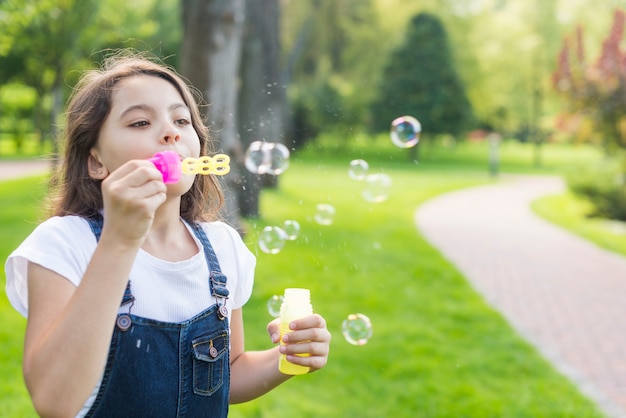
[{"left": 5, "top": 52, "right": 331, "bottom": 418}]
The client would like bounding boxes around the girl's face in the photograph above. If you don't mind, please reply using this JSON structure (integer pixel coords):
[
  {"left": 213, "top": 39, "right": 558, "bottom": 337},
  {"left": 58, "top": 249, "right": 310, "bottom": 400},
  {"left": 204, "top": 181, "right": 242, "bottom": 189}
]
[{"left": 90, "top": 74, "right": 201, "bottom": 193}]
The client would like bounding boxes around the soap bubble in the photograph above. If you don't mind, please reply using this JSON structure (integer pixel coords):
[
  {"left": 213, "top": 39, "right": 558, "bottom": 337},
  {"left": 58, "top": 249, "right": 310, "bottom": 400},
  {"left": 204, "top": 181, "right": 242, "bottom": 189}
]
[
  {"left": 314, "top": 204, "right": 335, "bottom": 225},
  {"left": 265, "top": 143, "right": 290, "bottom": 175},
  {"left": 348, "top": 159, "right": 369, "bottom": 181},
  {"left": 258, "top": 226, "right": 288, "bottom": 254},
  {"left": 362, "top": 173, "right": 392, "bottom": 203},
  {"left": 390, "top": 116, "right": 421, "bottom": 148},
  {"left": 244, "top": 141, "right": 290, "bottom": 175},
  {"left": 342, "top": 313, "right": 373, "bottom": 346},
  {"left": 282, "top": 220, "right": 300, "bottom": 240},
  {"left": 244, "top": 141, "right": 270, "bottom": 174},
  {"left": 267, "top": 295, "right": 284, "bottom": 317}
]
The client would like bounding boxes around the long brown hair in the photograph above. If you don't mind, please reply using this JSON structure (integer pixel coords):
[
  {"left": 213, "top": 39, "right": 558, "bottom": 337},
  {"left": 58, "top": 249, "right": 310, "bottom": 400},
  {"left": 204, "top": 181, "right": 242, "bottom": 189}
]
[{"left": 48, "top": 51, "right": 224, "bottom": 223}]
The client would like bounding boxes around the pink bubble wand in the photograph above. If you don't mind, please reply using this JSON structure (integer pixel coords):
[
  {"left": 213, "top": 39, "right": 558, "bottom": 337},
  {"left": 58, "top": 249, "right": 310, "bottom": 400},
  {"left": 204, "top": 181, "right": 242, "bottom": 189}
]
[{"left": 148, "top": 151, "right": 230, "bottom": 184}]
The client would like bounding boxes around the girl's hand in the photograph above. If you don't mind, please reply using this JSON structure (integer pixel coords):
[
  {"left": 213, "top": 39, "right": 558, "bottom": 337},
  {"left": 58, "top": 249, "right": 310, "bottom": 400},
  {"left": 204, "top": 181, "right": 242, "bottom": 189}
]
[
  {"left": 268, "top": 314, "right": 331, "bottom": 372},
  {"left": 100, "top": 159, "right": 167, "bottom": 245}
]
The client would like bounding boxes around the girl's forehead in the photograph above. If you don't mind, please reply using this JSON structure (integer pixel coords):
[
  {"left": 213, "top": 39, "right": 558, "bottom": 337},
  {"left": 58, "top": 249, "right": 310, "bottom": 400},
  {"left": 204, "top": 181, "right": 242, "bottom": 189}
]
[{"left": 112, "top": 74, "right": 184, "bottom": 104}]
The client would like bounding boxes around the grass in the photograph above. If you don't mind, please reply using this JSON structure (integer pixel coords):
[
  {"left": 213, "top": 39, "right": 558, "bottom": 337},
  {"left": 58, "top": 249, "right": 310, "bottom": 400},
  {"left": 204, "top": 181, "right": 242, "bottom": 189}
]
[
  {"left": 0, "top": 137, "right": 610, "bottom": 417},
  {"left": 532, "top": 191, "right": 626, "bottom": 257},
  {"left": 0, "top": 176, "right": 48, "bottom": 418}
]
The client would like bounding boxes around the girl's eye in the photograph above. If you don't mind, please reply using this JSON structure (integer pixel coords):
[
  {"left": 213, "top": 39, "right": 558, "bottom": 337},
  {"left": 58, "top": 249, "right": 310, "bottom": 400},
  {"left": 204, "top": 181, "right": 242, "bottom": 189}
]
[
  {"left": 176, "top": 118, "right": 191, "bottom": 126},
  {"left": 130, "top": 120, "right": 149, "bottom": 127}
]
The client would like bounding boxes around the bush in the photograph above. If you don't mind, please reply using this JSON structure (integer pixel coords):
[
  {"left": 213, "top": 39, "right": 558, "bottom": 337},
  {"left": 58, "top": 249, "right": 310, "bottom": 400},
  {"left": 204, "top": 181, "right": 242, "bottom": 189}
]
[
  {"left": 0, "top": 83, "right": 37, "bottom": 153},
  {"left": 565, "top": 158, "right": 626, "bottom": 221}
]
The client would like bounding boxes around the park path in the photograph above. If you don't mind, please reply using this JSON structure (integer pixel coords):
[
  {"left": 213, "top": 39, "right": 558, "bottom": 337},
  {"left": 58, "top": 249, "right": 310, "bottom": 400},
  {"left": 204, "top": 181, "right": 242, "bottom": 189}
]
[
  {"left": 415, "top": 175, "right": 626, "bottom": 418},
  {"left": 0, "top": 159, "right": 51, "bottom": 182}
]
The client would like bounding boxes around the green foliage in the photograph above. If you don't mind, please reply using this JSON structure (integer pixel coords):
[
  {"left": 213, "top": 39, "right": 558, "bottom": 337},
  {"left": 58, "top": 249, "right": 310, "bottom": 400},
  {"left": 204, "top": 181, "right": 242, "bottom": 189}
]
[
  {"left": 288, "top": 81, "right": 342, "bottom": 149},
  {"left": 283, "top": 0, "right": 384, "bottom": 138},
  {"left": 0, "top": 0, "right": 182, "bottom": 145},
  {"left": 0, "top": 84, "right": 37, "bottom": 152},
  {"left": 564, "top": 157, "right": 626, "bottom": 221},
  {"left": 369, "top": 12, "right": 474, "bottom": 137}
]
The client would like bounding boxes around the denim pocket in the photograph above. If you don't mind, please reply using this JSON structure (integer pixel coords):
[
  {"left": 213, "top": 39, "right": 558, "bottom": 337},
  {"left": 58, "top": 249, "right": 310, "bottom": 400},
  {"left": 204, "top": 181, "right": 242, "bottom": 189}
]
[{"left": 192, "top": 330, "right": 229, "bottom": 396}]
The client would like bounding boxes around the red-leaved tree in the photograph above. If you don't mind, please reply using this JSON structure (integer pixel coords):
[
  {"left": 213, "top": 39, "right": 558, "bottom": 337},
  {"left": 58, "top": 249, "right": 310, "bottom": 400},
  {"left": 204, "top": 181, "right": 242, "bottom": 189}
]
[{"left": 552, "top": 9, "right": 626, "bottom": 153}]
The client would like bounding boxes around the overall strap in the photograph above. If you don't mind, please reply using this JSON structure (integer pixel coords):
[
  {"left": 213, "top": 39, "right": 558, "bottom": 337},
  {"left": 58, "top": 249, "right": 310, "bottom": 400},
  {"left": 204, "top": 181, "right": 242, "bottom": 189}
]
[
  {"left": 86, "top": 214, "right": 135, "bottom": 309},
  {"left": 189, "top": 222, "right": 230, "bottom": 319}
]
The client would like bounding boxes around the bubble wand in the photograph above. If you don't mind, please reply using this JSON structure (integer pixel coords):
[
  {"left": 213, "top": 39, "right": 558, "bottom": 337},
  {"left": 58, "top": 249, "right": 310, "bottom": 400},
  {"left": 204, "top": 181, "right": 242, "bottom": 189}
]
[{"left": 148, "top": 151, "right": 230, "bottom": 184}]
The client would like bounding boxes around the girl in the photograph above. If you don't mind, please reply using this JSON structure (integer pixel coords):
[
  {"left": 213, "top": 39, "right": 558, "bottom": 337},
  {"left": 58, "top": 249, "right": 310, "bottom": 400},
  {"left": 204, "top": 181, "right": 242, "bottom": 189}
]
[{"left": 5, "top": 51, "right": 331, "bottom": 418}]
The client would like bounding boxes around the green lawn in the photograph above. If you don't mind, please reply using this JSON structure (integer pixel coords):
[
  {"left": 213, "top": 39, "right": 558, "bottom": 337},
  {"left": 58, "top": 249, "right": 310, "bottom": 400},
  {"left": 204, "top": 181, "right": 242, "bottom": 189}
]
[
  {"left": 532, "top": 192, "right": 626, "bottom": 258},
  {"left": 0, "top": 138, "right": 610, "bottom": 417}
]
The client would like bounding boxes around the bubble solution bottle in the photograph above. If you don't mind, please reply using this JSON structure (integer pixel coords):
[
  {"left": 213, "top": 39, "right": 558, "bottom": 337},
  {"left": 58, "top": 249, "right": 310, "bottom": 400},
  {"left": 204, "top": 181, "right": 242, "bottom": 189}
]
[{"left": 279, "top": 288, "right": 313, "bottom": 375}]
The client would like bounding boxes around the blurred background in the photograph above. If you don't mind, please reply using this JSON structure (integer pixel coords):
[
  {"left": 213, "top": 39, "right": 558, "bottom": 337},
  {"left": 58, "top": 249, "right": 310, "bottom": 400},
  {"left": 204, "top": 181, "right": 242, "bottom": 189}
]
[{"left": 3, "top": 0, "right": 626, "bottom": 417}]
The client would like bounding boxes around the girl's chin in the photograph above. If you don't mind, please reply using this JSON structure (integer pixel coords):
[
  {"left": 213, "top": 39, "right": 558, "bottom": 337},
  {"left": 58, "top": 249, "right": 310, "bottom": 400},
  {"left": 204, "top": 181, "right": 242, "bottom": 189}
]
[{"left": 166, "top": 178, "right": 195, "bottom": 195}]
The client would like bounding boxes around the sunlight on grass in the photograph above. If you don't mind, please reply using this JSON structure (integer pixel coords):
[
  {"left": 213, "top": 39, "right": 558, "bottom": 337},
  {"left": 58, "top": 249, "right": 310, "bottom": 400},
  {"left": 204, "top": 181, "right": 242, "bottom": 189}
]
[{"left": 230, "top": 152, "right": 605, "bottom": 417}]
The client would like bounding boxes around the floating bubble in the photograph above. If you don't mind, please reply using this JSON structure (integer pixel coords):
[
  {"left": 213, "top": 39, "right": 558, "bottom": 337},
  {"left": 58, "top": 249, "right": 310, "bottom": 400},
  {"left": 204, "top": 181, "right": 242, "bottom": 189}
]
[
  {"left": 362, "top": 173, "right": 392, "bottom": 203},
  {"left": 244, "top": 141, "right": 291, "bottom": 175},
  {"left": 348, "top": 159, "right": 369, "bottom": 181},
  {"left": 282, "top": 220, "right": 300, "bottom": 240},
  {"left": 314, "top": 204, "right": 335, "bottom": 226},
  {"left": 244, "top": 141, "right": 270, "bottom": 174},
  {"left": 265, "top": 143, "right": 290, "bottom": 175},
  {"left": 258, "top": 226, "right": 288, "bottom": 254},
  {"left": 390, "top": 116, "right": 421, "bottom": 148},
  {"left": 342, "top": 313, "right": 373, "bottom": 346},
  {"left": 267, "top": 294, "right": 284, "bottom": 317}
]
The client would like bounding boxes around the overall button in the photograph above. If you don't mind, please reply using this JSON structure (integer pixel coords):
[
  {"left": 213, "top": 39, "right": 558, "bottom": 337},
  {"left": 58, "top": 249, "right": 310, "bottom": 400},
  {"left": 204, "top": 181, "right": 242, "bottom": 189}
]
[
  {"left": 209, "top": 346, "right": 219, "bottom": 358},
  {"left": 116, "top": 314, "right": 132, "bottom": 331},
  {"left": 218, "top": 306, "right": 228, "bottom": 320}
]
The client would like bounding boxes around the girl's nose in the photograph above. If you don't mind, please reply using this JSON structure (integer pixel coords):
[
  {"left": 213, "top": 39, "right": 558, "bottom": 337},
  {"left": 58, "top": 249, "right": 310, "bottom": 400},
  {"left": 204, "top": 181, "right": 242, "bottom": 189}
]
[{"left": 162, "top": 125, "right": 181, "bottom": 143}]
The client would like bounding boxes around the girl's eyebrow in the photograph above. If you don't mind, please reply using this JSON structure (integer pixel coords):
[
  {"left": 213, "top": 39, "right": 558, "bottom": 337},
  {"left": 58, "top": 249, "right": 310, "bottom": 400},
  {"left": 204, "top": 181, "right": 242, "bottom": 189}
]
[{"left": 119, "top": 103, "right": 190, "bottom": 119}]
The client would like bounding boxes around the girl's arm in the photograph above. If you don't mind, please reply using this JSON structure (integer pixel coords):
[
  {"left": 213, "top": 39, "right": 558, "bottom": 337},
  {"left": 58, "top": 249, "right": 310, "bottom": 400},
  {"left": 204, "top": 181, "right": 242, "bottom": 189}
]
[
  {"left": 24, "top": 240, "right": 139, "bottom": 417},
  {"left": 229, "top": 308, "right": 331, "bottom": 404},
  {"left": 23, "top": 161, "right": 167, "bottom": 418}
]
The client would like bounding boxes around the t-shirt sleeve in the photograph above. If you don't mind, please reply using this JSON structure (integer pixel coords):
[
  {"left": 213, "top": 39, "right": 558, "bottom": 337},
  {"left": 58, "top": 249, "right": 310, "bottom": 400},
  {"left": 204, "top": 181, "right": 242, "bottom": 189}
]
[
  {"left": 203, "top": 222, "right": 256, "bottom": 311},
  {"left": 4, "top": 216, "right": 96, "bottom": 317}
]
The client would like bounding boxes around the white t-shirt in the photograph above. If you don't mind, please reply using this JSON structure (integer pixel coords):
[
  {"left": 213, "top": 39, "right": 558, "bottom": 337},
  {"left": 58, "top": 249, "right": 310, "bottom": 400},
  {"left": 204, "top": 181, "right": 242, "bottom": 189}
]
[
  {"left": 4, "top": 215, "right": 256, "bottom": 417},
  {"left": 5, "top": 215, "right": 255, "bottom": 321}
]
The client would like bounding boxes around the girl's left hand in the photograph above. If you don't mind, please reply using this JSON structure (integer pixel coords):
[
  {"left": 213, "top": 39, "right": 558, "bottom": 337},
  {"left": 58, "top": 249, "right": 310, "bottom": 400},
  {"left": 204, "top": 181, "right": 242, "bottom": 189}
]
[{"left": 268, "top": 314, "right": 331, "bottom": 372}]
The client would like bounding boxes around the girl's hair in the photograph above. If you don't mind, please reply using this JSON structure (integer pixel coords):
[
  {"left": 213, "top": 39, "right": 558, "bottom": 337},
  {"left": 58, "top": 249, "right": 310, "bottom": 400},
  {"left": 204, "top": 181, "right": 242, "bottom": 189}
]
[{"left": 48, "top": 51, "right": 224, "bottom": 223}]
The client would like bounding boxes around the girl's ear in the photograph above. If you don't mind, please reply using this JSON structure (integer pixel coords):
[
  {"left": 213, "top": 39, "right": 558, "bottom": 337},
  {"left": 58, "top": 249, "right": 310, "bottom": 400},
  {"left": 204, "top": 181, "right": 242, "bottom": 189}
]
[{"left": 87, "top": 150, "right": 109, "bottom": 180}]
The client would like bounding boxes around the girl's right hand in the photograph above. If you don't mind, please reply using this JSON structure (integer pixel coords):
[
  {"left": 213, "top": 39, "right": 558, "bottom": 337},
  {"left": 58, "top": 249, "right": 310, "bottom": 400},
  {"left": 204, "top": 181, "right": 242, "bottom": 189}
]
[{"left": 100, "top": 159, "right": 167, "bottom": 246}]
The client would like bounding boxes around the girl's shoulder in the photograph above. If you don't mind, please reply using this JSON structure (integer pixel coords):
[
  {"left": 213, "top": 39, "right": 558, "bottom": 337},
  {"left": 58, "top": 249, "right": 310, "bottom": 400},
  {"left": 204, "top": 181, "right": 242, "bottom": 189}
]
[
  {"left": 28, "top": 215, "right": 94, "bottom": 243},
  {"left": 6, "top": 215, "right": 96, "bottom": 317},
  {"left": 199, "top": 220, "right": 242, "bottom": 239},
  {"left": 194, "top": 220, "right": 255, "bottom": 266}
]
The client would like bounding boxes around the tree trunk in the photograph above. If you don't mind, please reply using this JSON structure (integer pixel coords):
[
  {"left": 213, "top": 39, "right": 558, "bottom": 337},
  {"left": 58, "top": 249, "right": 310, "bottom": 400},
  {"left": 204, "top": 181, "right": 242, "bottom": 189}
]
[
  {"left": 180, "top": 0, "right": 245, "bottom": 232},
  {"left": 237, "top": 0, "right": 284, "bottom": 217}
]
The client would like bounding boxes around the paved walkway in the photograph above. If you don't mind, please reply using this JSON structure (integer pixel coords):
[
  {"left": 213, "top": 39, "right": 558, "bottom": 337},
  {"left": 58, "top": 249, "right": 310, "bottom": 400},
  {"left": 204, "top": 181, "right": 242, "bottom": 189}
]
[
  {"left": 415, "top": 175, "right": 626, "bottom": 418},
  {"left": 0, "top": 159, "right": 51, "bottom": 181}
]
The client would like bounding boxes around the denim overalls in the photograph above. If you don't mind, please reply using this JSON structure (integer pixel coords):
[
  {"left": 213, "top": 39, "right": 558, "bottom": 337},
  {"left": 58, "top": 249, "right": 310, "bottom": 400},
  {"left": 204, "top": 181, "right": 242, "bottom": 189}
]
[{"left": 85, "top": 214, "right": 230, "bottom": 417}]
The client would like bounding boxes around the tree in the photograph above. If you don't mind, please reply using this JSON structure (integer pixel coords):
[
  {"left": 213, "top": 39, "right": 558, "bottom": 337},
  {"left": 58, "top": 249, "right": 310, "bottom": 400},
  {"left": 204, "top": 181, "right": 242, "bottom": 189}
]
[
  {"left": 283, "top": 0, "right": 382, "bottom": 143},
  {"left": 237, "top": 0, "right": 284, "bottom": 218},
  {"left": 0, "top": 0, "right": 102, "bottom": 157},
  {"left": 180, "top": 0, "right": 246, "bottom": 232},
  {"left": 552, "top": 8, "right": 626, "bottom": 154},
  {"left": 369, "top": 12, "right": 474, "bottom": 146},
  {"left": 0, "top": 0, "right": 181, "bottom": 157}
]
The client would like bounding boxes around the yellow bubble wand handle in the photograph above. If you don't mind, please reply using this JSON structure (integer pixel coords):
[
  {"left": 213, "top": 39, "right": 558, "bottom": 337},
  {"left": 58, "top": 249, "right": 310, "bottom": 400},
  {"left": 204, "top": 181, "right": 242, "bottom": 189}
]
[{"left": 182, "top": 154, "right": 230, "bottom": 176}]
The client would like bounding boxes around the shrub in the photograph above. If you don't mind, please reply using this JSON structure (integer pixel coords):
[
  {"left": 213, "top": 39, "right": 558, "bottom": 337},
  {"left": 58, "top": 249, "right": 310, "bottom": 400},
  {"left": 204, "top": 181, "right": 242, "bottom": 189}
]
[{"left": 565, "top": 158, "right": 626, "bottom": 220}]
